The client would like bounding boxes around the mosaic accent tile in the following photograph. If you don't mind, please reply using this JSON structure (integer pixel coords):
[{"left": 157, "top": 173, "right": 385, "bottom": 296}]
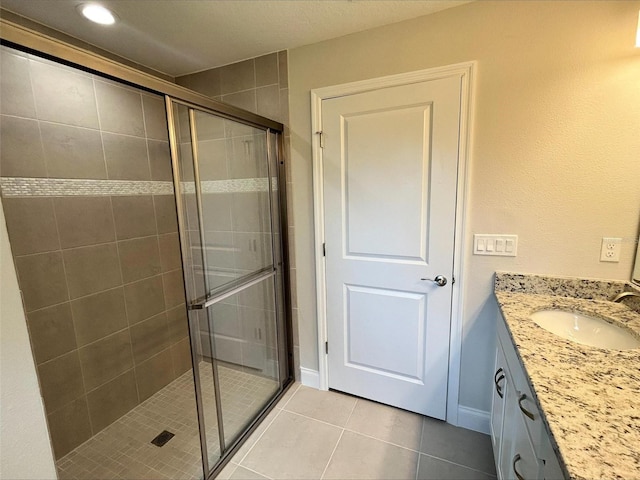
[
  {"left": 0, "top": 177, "right": 174, "bottom": 197},
  {"left": 0, "top": 176, "right": 277, "bottom": 197}
]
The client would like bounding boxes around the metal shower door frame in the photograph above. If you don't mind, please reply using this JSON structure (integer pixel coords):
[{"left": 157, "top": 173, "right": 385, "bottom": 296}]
[{"left": 165, "top": 96, "right": 292, "bottom": 479}]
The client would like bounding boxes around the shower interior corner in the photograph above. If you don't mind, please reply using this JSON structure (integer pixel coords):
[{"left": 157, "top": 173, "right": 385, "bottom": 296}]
[{"left": 0, "top": 43, "right": 291, "bottom": 480}]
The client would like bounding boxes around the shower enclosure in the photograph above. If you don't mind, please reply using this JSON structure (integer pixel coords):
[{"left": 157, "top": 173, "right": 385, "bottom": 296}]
[
  {"left": 0, "top": 23, "right": 292, "bottom": 480},
  {"left": 167, "top": 100, "right": 291, "bottom": 474}
]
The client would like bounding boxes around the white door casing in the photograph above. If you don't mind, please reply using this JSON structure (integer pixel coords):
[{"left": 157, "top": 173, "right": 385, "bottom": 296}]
[{"left": 311, "top": 63, "right": 474, "bottom": 424}]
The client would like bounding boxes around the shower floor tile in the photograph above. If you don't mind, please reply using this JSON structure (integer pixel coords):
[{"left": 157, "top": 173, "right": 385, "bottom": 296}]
[{"left": 56, "top": 362, "right": 278, "bottom": 480}]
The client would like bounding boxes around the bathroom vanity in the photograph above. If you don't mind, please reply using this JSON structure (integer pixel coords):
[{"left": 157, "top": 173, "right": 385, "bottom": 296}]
[{"left": 492, "top": 273, "right": 640, "bottom": 480}]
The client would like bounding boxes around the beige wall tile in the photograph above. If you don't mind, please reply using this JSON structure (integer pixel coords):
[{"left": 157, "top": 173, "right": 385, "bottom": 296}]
[
  {"left": 40, "top": 122, "right": 106, "bottom": 179},
  {"left": 221, "top": 90, "right": 256, "bottom": 114},
  {"left": 54, "top": 196, "right": 115, "bottom": 249},
  {"left": 219, "top": 59, "right": 255, "bottom": 95},
  {"left": 15, "top": 251, "right": 69, "bottom": 311},
  {"left": 0, "top": 50, "right": 36, "bottom": 117},
  {"left": 0, "top": 115, "right": 46, "bottom": 177},
  {"left": 103, "top": 133, "right": 151, "bottom": 180},
  {"left": 130, "top": 312, "right": 170, "bottom": 364},
  {"left": 176, "top": 68, "right": 221, "bottom": 98},
  {"left": 94, "top": 80, "right": 145, "bottom": 137},
  {"left": 27, "top": 303, "right": 76, "bottom": 364},
  {"left": 71, "top": 287, "right": 128, "bottom": 347},
  {"left": 256, "top": 85, "right": 280, "bottom": 121},
  {"left": 166, "top": 304, "right": 189, "bottom": 343},
  {"left": 2, "top": 197, "right": 60, "bottom": 255},
  {"left": 158, "top": 233, "right": 181, "bottom": 273},
  {"left": 135, "top": 349, "right": 175, "bottom": 401},
  {"left": 118, "top": 236, "right": 162, "bottom": 283},
  {"left": 86, "top": 369, "right": 139, "bottom": 432},
  {"left": 142, "top": 94, "right": 169, "bottom": 141},
  {"left": 47, "top": 397, "right": 92, "bottom": 458},
  {"left": 63, "top": 243, "right": 122, "bottom": 299},
  {"left": 148, "top": 140, "right": 172, "bottom": 181},
  {"left": 30, "top": 60, "right": 99, "bottom": 129},
  {"left": 37, "top": 350, "right": 84, "bottom": 413},
  {"left": 111, "top": 195, "right": 157, "bottom": 240},
  {"left": 277, "top": 51, "right": 288, "bottom": 89},
  {"left": 170, "top": 337, "right": 192, "bottom": 376},
  {"left": 154, "top": 195, "right": 179, "bottom": 234},
  {"left": 255, "top": 53, "right": 278, "bottom": 87},
  {"left": 163, "top": 269, "right": 186, "bottom": 309},
  {"left": 124, "top": 275, "right": 166, "bottom": 324},
  {"left": 79, "top": 329, "right": 134, "bottom": 391}
]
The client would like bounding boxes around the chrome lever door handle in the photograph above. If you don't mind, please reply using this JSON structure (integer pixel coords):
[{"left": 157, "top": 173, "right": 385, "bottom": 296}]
[{"left": 421, "top": 275, "right": 447, "bottom": 287}]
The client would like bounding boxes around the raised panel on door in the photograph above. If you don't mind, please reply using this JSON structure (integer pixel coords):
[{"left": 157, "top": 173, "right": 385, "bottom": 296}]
[
  {"left": 323, "top": 75, "right": 462, "bottom": 419},
  {"left": 342, "top": 104, "right": 431, "bottom": 263},
  {"left": 344, "top": 285, "right": 426, "bottom": 381}
]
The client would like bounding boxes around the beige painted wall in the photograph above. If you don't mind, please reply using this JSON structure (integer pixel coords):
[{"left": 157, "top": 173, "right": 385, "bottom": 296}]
[
  {"left": 288, "top": 0, "right": 640, "bottom": 413},
  {"left": 0, "top": 198, "right": 57, "bottom": 479}
]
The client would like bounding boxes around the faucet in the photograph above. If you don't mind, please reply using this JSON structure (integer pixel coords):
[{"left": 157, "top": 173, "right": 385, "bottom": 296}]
[{"left": 611, "top": 291, "right": 640, "bottom": 303}]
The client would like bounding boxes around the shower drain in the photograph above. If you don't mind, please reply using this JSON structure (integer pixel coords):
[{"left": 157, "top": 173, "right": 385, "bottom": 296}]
[{"left": 151, "top": 430, "right": 175, "bottom": 447}]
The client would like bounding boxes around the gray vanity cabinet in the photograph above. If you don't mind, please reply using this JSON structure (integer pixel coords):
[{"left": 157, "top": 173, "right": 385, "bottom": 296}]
[{"left": 491, "top": 314, "right": 566, "bottom": 480}]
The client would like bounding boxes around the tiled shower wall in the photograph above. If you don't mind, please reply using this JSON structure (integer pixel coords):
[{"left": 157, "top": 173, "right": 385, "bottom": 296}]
[
  {"left": 0, "top": 46, "right": 190, "bottom": 458},
  {"left": 176, "top": 52, "right": 299, "bottom": 379}
]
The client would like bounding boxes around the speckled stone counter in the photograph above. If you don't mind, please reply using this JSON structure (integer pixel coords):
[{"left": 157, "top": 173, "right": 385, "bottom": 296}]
[{"left": 494, "top": 272, "right": 640, "bottom": 480}]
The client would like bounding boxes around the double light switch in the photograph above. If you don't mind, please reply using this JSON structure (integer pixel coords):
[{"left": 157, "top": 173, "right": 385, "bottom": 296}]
[{"left": 474, "top": 234, "right": 518, "bottom": 257}]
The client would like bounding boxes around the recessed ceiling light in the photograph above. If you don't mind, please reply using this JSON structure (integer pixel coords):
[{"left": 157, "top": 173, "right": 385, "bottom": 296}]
[{"left": 78, "top": 3, "right": 118, "bottom": 25}]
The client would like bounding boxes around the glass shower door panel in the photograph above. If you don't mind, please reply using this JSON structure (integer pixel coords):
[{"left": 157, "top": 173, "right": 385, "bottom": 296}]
[
  {"left": 208, "top": 274, "right": 280, "bottom": 447},
  {"left": 193, "top": 111, "right": 273, "bottom": 295},
  {"left": 171, "top": 102, "right": 221, "bottom": 474}
]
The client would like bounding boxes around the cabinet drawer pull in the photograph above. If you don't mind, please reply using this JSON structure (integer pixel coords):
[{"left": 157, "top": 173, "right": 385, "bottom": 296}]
[
  {"left": 518, "top": 393, "right": 535, "bottom": 420},
  {"left": 494, "top": 368, "right": 505, "bottom": 398},
  {"left": 512, "top": 454, "right": 526, "bottom": 480}
]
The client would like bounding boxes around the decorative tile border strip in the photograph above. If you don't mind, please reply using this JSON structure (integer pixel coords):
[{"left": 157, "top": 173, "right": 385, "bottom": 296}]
[
  {"left": 180, "top": 177, "right": 276, "bottom": 194},
  {"left": 0, "top": 176, "right": 277, "bottom": 197}
]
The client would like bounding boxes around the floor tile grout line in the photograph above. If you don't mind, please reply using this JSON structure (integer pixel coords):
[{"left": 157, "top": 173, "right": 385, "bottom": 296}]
[
  {"left": 277, "top": 382, "right": 301, "bottom": 410},
  {"left": 416, "top": 417, "right": 426, "bottom": 480},
  {"left": 276, "top": 406, "right": 494, "bottom": 476},
  {"left": 344, "top": 398, "right": 359, "bottom": 426},
  {"left": 234, "top": 407, "right": 282, "bottom": 466},
  {"left": 279, "top": 408, "right": 421, "bottom": 454},
  {"left": 418, "top": 452, "right": 497, "bottom": 477},
  {"left": 319, "top": 428, "right": 345, "bottom": 480},
  {"left": 235, "top": 463, "right": 275, "bottom": 480}
]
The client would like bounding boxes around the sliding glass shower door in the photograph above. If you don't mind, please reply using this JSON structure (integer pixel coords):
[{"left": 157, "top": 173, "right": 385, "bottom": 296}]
[{"left": 166, "top": 99, "right": 289, "bottom": 478}]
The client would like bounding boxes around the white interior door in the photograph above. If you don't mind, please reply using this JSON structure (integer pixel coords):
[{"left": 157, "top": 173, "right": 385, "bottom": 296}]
[{"left": 322, "top": 75, "right": 462, "bottom": 419}]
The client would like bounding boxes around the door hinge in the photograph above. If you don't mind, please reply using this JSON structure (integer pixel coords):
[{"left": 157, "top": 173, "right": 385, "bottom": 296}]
[
  {"left": 322, "top": 242, "right": 326, "bottom": 257},
  {"left": 325, "top": 341, "right": 329, "bottom": 354},
  {"left": 316, "top": 131, "right": 325, "bottom": 148}
]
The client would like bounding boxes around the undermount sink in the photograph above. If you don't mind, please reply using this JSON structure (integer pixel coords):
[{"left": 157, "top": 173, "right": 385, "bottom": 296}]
[{"left": 530, "top": 310, "right": 640, "bottom": 350}]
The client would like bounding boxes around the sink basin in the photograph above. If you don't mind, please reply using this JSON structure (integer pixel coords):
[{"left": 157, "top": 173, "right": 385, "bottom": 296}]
[{"left": 530, "top": 310, "right": 640, "bottom": 350}]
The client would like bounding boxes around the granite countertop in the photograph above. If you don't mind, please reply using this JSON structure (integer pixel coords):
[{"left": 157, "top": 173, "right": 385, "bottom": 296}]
[{"left": 494, "top": 272, "right": 640, "bottom": 480}]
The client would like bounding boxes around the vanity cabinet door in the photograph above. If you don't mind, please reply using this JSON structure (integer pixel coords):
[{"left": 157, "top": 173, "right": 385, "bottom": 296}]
[
  {"left": 510, "top": 413, "right": 542, "bottom": 480},
  {"left": 491, "top": 347, "right": 509, "bottom": 473}
]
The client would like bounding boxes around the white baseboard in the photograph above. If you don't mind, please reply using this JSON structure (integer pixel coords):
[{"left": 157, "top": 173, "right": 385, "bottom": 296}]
[
  {"left": 456, "top": 405, "right": 491, "bottom": 434},
  {"left": 300, "top": 367, "right": 320, "bottom": 389}
]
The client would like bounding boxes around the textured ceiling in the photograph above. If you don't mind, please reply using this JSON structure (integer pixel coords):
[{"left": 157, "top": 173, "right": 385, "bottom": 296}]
[{"left": 1, "top": 0, "right": 469, "bottom": 77}]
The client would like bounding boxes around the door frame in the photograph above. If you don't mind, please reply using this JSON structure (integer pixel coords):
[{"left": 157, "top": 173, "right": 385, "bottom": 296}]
[{"left": 310, "top": 61, "right": 476, "bottom": 426}]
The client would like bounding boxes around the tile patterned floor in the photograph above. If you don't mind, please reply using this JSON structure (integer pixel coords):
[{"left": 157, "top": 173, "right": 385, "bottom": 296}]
[
  {"left": 56, "top": 362, "right": 278, "bottom": 480},
  {"left": 56, "top": 375, "right": 496, "bottom": 480},
  {"left": 217, "top": 384, "right": 497, "bottom": 480}
]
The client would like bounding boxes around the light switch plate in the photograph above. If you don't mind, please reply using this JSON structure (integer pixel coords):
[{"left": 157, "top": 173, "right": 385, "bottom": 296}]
[{"left": 474, "top": 234, "right": 518, "bottom": 257}]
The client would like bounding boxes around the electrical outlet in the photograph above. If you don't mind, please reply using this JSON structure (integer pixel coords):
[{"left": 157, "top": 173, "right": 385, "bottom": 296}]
[{"left": 600, "top": 237, "right": 621, "bottom": 262}]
